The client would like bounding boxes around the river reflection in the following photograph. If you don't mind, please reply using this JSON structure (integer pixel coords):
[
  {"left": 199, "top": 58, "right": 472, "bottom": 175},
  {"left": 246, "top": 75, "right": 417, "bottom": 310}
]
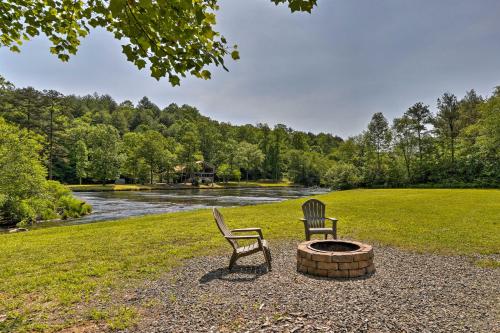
[{"left": 61, "top": 187, "right": 328, "bottom": 225}]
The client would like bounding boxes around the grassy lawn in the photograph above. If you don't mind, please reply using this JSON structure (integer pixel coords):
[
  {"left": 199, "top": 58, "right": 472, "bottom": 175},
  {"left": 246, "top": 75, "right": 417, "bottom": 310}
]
[
  {"left": 68, "top": 184, "right": 156, "bottom": 191},
  {"left": 216, "top": 180, "right": 295, "bottom": 187},
  {"left": 0, "top": 189, "right": 498, "bottom": 332}
]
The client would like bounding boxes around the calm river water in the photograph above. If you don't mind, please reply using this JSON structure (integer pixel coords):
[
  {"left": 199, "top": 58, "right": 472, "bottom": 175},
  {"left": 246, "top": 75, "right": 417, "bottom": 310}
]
[{"left": 60, "top": 187, "right": 327, "bottom": 226}]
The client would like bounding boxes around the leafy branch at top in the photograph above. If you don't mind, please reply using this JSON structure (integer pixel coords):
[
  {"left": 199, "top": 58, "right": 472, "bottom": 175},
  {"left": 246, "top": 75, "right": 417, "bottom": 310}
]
[{"left": 0, "top": 0, "right": 317, "bottom": 86}]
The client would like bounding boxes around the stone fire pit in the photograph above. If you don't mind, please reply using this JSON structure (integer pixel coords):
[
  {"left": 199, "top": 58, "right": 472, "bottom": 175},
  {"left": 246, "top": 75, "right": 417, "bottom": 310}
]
[{"left": 297, "top": 240, "right": 375, "bottom": 278}]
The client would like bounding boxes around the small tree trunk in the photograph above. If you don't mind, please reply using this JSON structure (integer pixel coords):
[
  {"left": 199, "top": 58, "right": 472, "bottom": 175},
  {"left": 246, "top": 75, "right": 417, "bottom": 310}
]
[{"left": 48, "top": 107, "right": 54, "bottom": 180}]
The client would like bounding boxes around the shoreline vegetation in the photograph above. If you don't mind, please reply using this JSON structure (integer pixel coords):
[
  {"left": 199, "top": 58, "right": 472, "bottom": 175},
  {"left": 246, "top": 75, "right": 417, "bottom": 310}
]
[
  {"left": 0, "top": 189, "right": 498, "bottom": 332},
  {"left": 66, "top": 181, "right": 499, "bottom": 193},
  {"left": 67, "top": 181, "right": 297, "bottom": 192}
]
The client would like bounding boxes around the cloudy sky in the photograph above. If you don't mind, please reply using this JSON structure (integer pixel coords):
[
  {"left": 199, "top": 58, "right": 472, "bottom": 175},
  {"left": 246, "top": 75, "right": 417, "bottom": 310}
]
[{"left": 1, "top": 0, "right": 500, "bottom": 137}]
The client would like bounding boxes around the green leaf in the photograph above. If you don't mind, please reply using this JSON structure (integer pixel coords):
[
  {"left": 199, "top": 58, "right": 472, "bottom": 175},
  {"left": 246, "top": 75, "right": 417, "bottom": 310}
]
[
  {"left": 200, "top": 70, "right": 211, "bottom": 80},
  {"left": 168, "top": 74, "right": 180, "bottom": 86},
  {"left": 231, "top": 50, "right": 240, "bottom": 60},
  {"left": 136, "top": 59, "right": 146, "bottom": 69},
  {"left": 109, "top": 0, "right": 123, "bottom": 17}
]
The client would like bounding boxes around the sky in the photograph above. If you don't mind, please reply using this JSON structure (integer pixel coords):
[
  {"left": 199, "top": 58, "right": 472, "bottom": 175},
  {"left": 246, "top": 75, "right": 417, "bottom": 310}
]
[{"left": 1, "top": 0, "right": 500, "bottom": 138}]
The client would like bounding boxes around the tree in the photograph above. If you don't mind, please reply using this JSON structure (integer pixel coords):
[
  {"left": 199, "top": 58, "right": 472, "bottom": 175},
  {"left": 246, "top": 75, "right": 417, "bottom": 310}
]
[
  {"left": 0, "top": 0, "right": 316, "bottom": 85},
  {"left": 287, "top": 150, "right": 329, "bottom": 186},
  {"left": 0, "top": 117, "right": 47, "bottom": 221},
  {"left": 404, "top": 102, "right": 431, "bottom": 163},
  {"left": 435, "top": 93, "right": 460, "bottom": 166},
  {"left": 473, "top": 91, "right": 500, "bottom": 181},
  {"left": 366, "top": 112, "right": 391, "bottom": 180},
  {"left": 0, "top": 75, "right": 14, "bottom": 91},
  {"left": 267, "top": 125, "right": 288, "bottom": 182},
  {"left": 458, "top": 89, "right": 483, "bottom": 130},
  {"left": 122, "top": 132, "right": 148, "bottom": 183},
  {"left": 138, "top": 130, "right": 174, "bottom": 184},
  {"left": 176, "top": 122, "right": 203, "bottom": 181},
  {"left": 235, "top": 142, "right": 264, "bottom": 182},
  {"left": 0, "top": 117, "right": 90, "bottom": 225},
  {"left": 217, "top": 163, "right": 232, "bottom": 183},
  {"left": 392, "top": 116, "right": 416, "bottom": 181},
  {"left": 74, "top": 140, "right": 88, "bottom": 185},
  {"left": 87, "top": 125, "right": 122, "bottom": 185}
]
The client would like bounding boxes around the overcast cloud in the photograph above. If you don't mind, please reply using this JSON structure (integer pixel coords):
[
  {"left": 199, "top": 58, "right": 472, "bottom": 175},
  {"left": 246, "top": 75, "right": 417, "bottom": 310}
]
[{"left": 1, "top": 0, "right": 500, "bottom": 137}]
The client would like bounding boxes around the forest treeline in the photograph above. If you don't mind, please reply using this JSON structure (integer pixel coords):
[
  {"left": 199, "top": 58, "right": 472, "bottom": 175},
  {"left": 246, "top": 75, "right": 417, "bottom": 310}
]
[{"left": 1, "top": 75, "right": 499, "bottom": 191}]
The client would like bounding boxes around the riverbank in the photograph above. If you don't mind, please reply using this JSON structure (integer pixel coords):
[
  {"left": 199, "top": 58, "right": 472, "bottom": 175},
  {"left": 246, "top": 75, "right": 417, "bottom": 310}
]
[
  {"left": 1, "top": 189, "right": 498, "bottom": 332},
  {"left": 68, "top": 181, "right": 296, "bottom": 192}
]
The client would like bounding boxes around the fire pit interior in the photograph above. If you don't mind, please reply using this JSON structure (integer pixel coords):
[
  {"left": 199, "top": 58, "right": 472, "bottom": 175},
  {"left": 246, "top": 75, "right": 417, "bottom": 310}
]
[
  {"left": 309, "top": 241, "right": 360, "bottom": 252},
  {"left": 297, "top": 240, "right": 375, "bottom": 278}
]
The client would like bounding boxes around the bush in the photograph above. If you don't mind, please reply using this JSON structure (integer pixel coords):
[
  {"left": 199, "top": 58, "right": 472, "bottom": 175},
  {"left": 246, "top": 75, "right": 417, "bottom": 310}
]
[
  {"left": 45, "top": 181, "right": 92, "bottom": 220},
  {"left": 322, "top": 163, "right": 362, "bottom": 190},
  {"left": 58, "top": 195, "right": 92, "bottom": 219}
]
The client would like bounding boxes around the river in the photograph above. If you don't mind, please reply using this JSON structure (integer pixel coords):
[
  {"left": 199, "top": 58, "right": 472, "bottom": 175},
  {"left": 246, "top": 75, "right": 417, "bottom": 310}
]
[{"left": 69, "top": 187, "right": 327, "bottom": 225}]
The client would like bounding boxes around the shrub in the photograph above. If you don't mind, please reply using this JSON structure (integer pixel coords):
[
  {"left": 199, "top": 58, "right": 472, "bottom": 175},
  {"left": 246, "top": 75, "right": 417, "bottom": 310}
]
[
  {"left": 45, "top": 181, "right": 92, "bottom": 220},
  {"left": 58, "top": 195, "right": 92, "bottom": 219},
  {"left": 322, "top": 163, "right": 362, "bottom": 190}
]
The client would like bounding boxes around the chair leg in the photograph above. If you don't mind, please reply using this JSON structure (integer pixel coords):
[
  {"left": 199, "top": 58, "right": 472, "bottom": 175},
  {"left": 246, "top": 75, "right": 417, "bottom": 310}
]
[
  {"left": 305, "top": 230, "right": 310, "bottom": 241},
  {"left": 263, "top": 248, "right": 272, "bottom": 271},
  {"left": 228, "top": 252, "right": 238, "bottom": 270}
]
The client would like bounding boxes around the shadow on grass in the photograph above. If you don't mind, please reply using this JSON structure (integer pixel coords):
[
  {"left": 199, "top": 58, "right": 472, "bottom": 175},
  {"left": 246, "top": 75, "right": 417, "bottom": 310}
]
[{"left": 199, "top": 263, "right": 269, "bottom": 283}]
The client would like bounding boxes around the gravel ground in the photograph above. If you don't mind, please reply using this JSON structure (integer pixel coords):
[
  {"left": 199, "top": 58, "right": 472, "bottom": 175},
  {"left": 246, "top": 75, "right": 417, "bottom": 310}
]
[{"left": 129, "top": 242, "right": 499, "bottom": 333}]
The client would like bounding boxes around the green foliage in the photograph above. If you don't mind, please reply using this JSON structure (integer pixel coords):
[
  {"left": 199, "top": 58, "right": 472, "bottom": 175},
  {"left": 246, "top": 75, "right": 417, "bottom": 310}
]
[
  {"left": 435, "top": 92, "right": 460, "bottom": 166},
  {"left": 216, "top": 163, "right": 232, "bottom": 183},
  {"left": 322, "top": 162, "right": 361, "bottom": 190},
  {"left": 106, "top": 306, "right": 138, "bottom": 331},
  {"left": 74, "top": 140, "right": 89, "bottom": 185},
  {"left": 87, "top": 124, "right": 123, "bottom": 185},
  {"left": 234, "top": 141, "right": 264, "bottom": 182},
  {"left": 0, "top": 118, "right": 91, "bottom": 225},
  {"left": 0, "top": 1, "right": 316, "bottom": 85},
  {"left": 287, "top": 150, "right": 329, "bottom": 186},
  {"left": 1, "top": 75, "right": 499, "bottom": 189}
]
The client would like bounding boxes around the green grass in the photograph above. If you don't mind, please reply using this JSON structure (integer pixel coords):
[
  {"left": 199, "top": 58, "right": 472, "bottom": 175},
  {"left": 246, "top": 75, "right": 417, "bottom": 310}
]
[
  {"left": 216, "top": 180, "right": 294, "bottom": 187},
  {"left": 0, "top": 189, "right": 498, "bottom": 331},
  {"left": 68, "top": 184, "right": 156, "bottom": 191},
  {"left": 474, "top": 259, "right": 500, "bottom": 269}
]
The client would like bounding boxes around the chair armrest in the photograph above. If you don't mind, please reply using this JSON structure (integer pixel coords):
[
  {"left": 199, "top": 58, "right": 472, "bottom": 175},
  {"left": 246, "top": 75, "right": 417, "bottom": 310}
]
[
  {"left": 225, "top": 235, "right": 261, "bottom": 240},
  {"left": 226, "top": 235, "right": 263, "bottom": 246},
  {"left": 231, "top": 228, "right": 263, "bottom": 238},
  {"left": 326, "top": 217, "right": 338, "bottom": 222},
  {"left": 299, "top": 218, "right": 307, "bottom": 223}
]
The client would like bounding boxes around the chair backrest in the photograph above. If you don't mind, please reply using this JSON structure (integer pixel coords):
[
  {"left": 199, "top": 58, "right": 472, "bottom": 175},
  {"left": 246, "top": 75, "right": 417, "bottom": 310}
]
[
  {"left": 213, "top": 208, "right": 238, "bottom": 249},
  {"left": 302, "top": 199, "right": 326, "bottom": 228}
]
